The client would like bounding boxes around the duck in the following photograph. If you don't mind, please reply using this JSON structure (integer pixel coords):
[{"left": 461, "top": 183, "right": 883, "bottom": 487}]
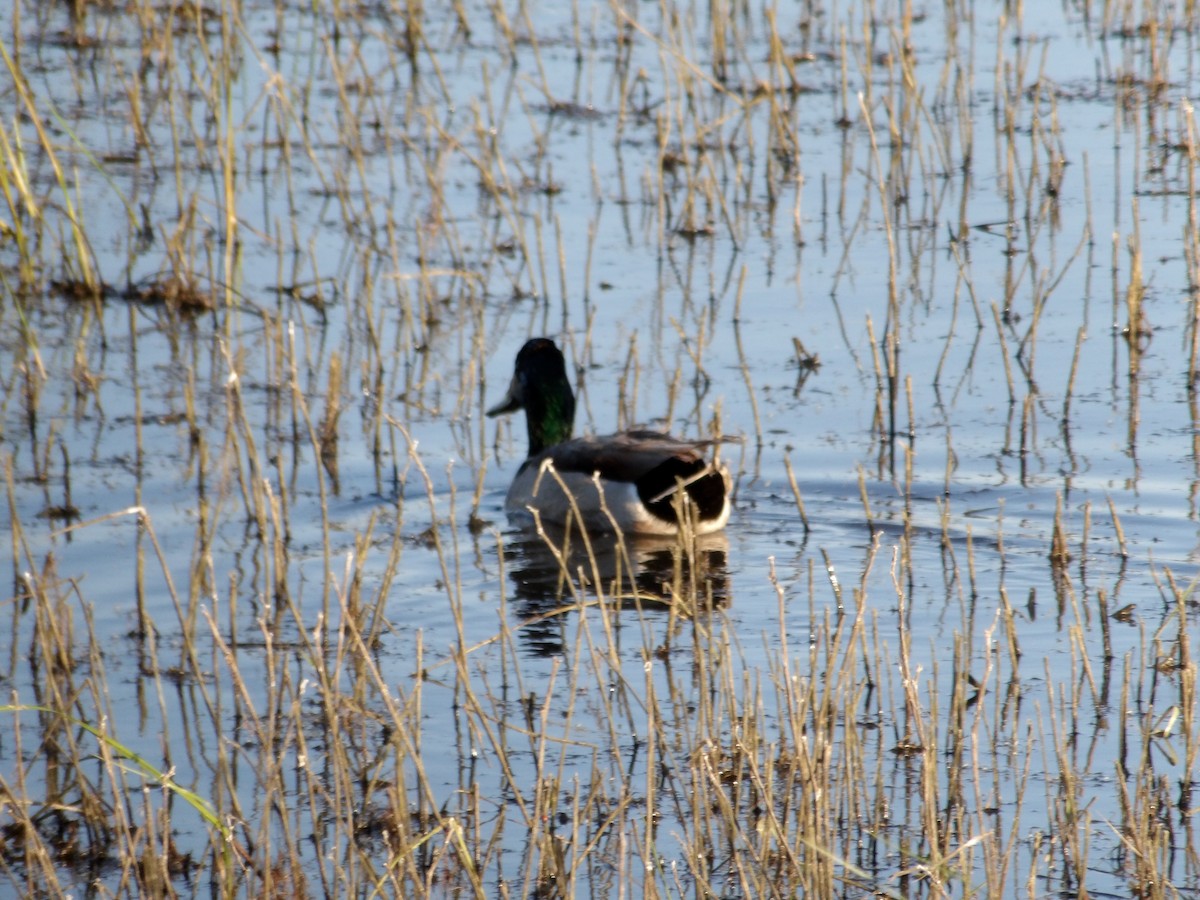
[{"left": 487, "top": 338, "right": 733, "bottom": 535}]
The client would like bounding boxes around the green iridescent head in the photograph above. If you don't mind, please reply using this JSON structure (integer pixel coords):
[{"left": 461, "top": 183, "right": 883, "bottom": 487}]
[{"left": 487, "top": 338, "right": 576, "bottom": 456}]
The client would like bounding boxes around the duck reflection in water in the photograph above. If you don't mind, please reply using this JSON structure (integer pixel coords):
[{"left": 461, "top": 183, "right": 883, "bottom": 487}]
[{"left": 499, "top": 522, "right": 731, "bottom": 658}]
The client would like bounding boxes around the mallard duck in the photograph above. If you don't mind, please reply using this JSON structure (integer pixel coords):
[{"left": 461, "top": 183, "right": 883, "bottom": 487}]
[{"left": 487, "top": 338, "right": 733, "bottom": 535}]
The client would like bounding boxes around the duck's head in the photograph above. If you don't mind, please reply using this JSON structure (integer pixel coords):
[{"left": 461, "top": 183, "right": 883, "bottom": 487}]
[{"left": 487, "top": 338, "right": 576, "bottom": 456}]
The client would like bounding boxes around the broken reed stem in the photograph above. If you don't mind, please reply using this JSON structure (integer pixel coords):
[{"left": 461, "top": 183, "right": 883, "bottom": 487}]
[
  {"left": 1050, "top": 492, "right": 1071, "bottom": 569},
  {"left": 990, "top": 303, "right": 1018, "bottom": 406},
  {"left": 731, "top": 269, "right": 765, "bottom": 451},
  {"left": 782, "top": 451, "right": 810, "bottom": 534},
  {"left": 997, "top": 586, "right": 1022, "bottom": 674},
  {"left": 1106, "top": 496, "right": 1129, "bottom": 558},
  {"left": 1062, "top": 326, "right": 1086, "bottom": 424}
]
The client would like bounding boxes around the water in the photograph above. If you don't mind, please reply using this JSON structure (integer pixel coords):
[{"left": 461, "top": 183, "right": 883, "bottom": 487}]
[{"left": 2, "top": 0, "right": 1199, "bottom": 895}]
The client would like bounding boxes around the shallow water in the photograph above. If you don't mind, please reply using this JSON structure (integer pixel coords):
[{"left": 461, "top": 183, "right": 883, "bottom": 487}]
[{"left": 3, "top": 0, "right": 1200, "bottom": 896}]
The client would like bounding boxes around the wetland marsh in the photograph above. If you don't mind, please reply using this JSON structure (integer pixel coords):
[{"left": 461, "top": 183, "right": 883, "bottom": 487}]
[{"left": 3, "top": 0, "right": 1200, "bottom": 896}]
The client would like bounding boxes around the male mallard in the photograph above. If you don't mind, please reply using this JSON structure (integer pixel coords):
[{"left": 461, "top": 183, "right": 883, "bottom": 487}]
[{"left": 487, "top": 338, "right": 732, "bottom": 535}]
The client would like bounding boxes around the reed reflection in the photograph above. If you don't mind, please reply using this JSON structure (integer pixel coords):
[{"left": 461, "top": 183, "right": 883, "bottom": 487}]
[{"left": 500, "top": 525, "right": 731, "bottom": 658}]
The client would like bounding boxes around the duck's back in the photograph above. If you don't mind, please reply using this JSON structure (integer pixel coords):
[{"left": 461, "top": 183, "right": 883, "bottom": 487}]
[{"left": 505, "top": 432, "right": 731, "bottom": 535}]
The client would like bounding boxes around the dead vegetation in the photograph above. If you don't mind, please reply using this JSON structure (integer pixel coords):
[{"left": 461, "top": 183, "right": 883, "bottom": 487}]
[{"left": 2, "top": 0, "right": 1200, "bottom": 896}]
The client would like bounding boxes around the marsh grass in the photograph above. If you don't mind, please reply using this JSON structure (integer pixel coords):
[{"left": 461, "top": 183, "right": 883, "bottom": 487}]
[
  {"left": 3, "top": 0, "right": 1200, "bottom": 896},
  {"left": 8, "top": 439, "right": 1194, "bottom": 896}
]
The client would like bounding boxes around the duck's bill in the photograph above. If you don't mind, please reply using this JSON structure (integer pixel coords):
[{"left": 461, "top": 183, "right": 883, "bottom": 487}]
[{"left": 486, "top": 380, "right": 522, "bottom": 417}]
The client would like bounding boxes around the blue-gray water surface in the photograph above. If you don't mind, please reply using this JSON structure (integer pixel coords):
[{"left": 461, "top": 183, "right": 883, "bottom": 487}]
[{"left": 2, "top": 0, "right": 1199, "bottom": 895}]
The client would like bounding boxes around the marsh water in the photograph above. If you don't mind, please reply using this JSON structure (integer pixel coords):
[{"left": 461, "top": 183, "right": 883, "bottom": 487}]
[{"left": 3, "top": 0, "right": 1200, "bottom": 896}]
